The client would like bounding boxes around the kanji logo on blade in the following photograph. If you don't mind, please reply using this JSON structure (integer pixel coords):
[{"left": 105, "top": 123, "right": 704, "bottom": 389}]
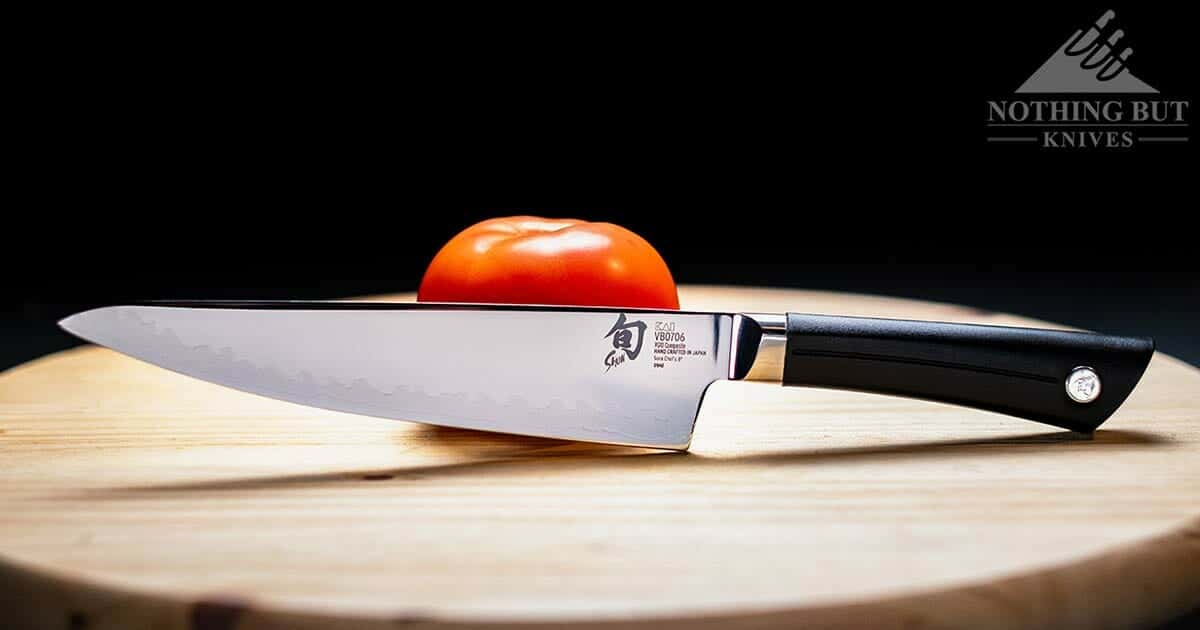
[{"left": 604, "top": 313, "right": 647, "bottom": 372}]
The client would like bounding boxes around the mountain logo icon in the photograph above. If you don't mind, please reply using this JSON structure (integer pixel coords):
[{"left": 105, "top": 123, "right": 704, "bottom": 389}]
[{"left": 1017, "top": 10, "right": 1158, "bottom": 93}]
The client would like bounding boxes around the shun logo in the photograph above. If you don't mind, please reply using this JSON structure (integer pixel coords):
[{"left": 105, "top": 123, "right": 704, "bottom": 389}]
[
  {"left": 986, "top": 10, "right": 1190, "bottom": 148},
  {"left": 603, "top": 313, "right": 646, "bottom": 372}
]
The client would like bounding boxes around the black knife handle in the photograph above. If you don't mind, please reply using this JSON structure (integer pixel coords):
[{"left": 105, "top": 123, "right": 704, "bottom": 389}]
[{"left": 783, "top": 314, "right": 1154, "bottom": 432}]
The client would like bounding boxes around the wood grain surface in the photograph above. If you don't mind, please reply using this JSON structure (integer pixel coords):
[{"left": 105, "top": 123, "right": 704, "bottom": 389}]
[{"left": 1, "top": 286, "right": 1197, "bottom": 630}]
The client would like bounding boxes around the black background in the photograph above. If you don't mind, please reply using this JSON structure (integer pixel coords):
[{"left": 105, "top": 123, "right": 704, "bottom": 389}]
[
  {"left": 3, "top": 4, "right": 1199, "bottom": 627},
  {"left": 6, "top": 4, "right": 1195, "bottom": 371}
]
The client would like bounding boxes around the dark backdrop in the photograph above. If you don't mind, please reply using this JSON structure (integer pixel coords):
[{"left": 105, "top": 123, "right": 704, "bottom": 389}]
[
  {"left": 6, "top": 4, "right": 1198, "bottom": 372},
  {"left": 7, "top": 4, "right": 1197, "bottom": 370},
  {"left": 4, "top": 11, "right": 1197, "bottom": 342}
]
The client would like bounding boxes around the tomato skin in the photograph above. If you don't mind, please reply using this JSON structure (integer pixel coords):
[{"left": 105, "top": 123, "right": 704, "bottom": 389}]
[{"left": 418, "top": 216, "right": 680, "bottom": 309}]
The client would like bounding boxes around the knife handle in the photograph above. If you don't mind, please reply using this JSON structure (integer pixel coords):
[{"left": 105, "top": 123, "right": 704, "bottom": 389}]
[{"left": 781, "top": 314, "right": 1154, "bottom": 432}]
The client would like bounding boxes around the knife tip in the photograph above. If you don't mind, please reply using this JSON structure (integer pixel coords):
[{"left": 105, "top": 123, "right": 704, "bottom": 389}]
[
  {"left": 58, "top": 312, "right": 85, "bottom": 336},
  {"left": 58, "top": 306, "right": 118, "bottom": 341}
]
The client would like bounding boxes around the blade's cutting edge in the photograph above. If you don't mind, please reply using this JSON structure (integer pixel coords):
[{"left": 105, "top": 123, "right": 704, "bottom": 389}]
[{"left": 59, "top": 305, "right": 733, "bottom": 449}]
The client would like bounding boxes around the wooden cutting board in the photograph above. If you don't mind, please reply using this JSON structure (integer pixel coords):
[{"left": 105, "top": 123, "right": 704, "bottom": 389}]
[{"left": 2, "top": 286, "right": 1197, "bottom": 630}]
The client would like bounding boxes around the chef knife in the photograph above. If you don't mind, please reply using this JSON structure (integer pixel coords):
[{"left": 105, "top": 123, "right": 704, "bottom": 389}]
[{"left": 59, "top": 302, "right": 1154, "bottom": 450}]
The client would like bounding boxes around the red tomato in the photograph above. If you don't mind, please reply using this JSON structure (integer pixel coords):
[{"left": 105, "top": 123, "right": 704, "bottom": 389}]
[{"left": 418, "top": 216, "right": 680, "bottom": 309}]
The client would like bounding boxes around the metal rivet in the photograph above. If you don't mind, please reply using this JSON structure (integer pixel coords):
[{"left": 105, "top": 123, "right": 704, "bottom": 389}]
[{"left": 1066, "top": 367, "right": 1102, "bottom": 404}]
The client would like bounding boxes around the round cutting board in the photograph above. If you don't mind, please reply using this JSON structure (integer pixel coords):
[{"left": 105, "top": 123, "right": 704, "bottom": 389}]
[{"left": 2, "top": 286, "right": 1198, "bottom": 630}]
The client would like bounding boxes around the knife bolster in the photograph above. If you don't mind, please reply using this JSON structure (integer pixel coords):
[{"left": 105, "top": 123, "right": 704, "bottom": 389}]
[{"left": 734, "top": 313, "right": 786, "bottom": 382}]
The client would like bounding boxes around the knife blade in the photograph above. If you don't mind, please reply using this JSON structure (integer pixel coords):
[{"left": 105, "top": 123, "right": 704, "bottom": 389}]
[{"left": 59, "top": 302, "right": 1155, "bottom": 450}]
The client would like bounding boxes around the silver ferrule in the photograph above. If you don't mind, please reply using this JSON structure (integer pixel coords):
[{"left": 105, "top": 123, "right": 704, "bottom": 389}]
[{"left": 739, "top": 313, "right": 786, "bottom": 382}]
